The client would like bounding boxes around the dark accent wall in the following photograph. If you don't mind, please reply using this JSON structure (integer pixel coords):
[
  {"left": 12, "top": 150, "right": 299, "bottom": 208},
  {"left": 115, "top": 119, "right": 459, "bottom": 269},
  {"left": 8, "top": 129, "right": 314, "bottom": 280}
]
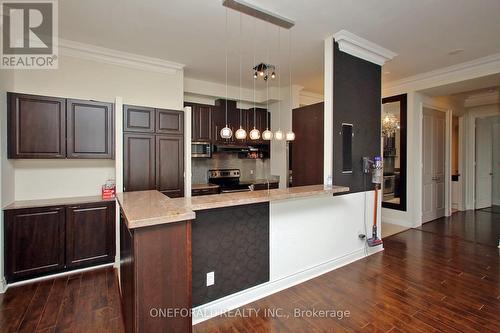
[
  {"left": 332, "top": 41, "right": 381, "bottom": 193},
  {"left": 192, "top": 203, "right": 270, "bottom": 307}
]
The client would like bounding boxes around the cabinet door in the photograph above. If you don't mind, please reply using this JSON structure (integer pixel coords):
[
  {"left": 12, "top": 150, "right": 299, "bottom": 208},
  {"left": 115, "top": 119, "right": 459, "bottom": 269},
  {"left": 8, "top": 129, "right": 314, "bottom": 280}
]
[
  {"left": 156, "top": 135, "right": 184, "bottom": 197},
  {"left": 5, "top": 206, "right": 65, "bottom": 282},
  {"left": 197, "top": 105, "right": 212, "bottom": 141},
  {"left": 66, "top": 202, "right": 116, "bottom": 269},
  {"left": 66, "top": 99, "right": 114, "bottom": 159},
  {"left": 124, "top": 133, "right": 156, "bottom": 192},
  {"left": 211, "top": 106, "right": 225, "bottom": 143},
  {"left": 8, "top": 93, "right": 66, "bottom": 159},
  {"left": 124, "top": 105, "right": 155, "bottom": 133},
  {"left": 156, "top": 109, "right": 184, "bottom": 135}
]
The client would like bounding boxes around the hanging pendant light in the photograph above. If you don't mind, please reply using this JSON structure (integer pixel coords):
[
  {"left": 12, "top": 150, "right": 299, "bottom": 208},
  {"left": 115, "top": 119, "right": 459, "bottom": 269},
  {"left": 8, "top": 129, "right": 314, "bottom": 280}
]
[
  {"left": 250, "top": 17, "right": 260, "bottom": 140},
  {"left": 262, "top": 22, "right": 273, "bottom": 141},
  {"left": 286, "top": 28, "right": 295, "bottom": 141},
  {"left": 275, "top": 27, "right": 284, "bottom": 141},
  {"left": 220, "top": 8, "right": 232, "bottom": 139},
  {"left": 235, "top": 13, "right": 247, "bottom": 140}
]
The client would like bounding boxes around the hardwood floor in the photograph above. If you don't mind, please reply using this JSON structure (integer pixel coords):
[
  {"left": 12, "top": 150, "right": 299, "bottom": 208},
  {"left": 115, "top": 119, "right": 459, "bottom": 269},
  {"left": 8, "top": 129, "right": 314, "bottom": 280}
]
[
  {"left": 194, "top": 211, "right": 500, "bottom": 333},
  {"left": 0, "top": 267, "right": 123, "bottom": 333},
  {"left": 1, "top": 210, "right": 498, "bottom": 332}
]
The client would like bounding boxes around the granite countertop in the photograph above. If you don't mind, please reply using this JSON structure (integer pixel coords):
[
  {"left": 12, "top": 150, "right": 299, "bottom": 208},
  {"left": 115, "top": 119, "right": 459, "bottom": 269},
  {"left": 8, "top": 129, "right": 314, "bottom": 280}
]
[
  {"left": 118, "top": 184, "right": 349, "bottom": 229},
  {"left": 4, "top": 195, "right": 115, "bottom": 210},
  {"left": 191, "top": 183, "right": 220, "bottom": 190}
]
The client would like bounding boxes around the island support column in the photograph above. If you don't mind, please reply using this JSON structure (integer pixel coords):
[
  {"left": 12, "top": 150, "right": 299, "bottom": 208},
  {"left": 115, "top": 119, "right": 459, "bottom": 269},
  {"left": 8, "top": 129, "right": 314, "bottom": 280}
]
[{"left": 120, "top": 214, "right": 192, "bottom": 333}]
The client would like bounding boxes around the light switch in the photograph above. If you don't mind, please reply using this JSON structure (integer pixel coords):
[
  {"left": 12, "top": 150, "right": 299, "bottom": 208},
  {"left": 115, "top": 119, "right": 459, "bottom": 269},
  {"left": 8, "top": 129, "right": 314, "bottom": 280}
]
[{"left": 206, "top": 271, "right": 215, "bottom": 286}]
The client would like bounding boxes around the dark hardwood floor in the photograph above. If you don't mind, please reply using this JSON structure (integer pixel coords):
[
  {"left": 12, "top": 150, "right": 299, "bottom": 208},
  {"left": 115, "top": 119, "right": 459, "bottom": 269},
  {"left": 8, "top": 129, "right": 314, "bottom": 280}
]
[
  {"left": 416, "top": 209, "right": 500, "bottom": 247},
  {"left": 0, "top": 267, "right": 123, "bottom": 333},
  {"left": 1, "top": 210, "right": 498, "bottom": 332},
  {"left": 194, "top": 210, "right": 500, "bottom": 333}
]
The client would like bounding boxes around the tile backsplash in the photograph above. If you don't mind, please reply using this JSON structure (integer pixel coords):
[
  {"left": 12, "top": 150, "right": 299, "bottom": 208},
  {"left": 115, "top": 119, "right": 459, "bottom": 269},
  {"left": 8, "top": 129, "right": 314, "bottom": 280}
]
[{"left": 192, "top": 153, "right": 270, "bottom": 184}]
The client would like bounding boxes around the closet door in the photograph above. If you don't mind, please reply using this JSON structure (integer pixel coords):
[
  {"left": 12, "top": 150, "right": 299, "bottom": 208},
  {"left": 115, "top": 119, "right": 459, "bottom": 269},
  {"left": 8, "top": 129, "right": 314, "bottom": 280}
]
[{"left": 422, "top": 108, "right": 446, "bottom": 223}]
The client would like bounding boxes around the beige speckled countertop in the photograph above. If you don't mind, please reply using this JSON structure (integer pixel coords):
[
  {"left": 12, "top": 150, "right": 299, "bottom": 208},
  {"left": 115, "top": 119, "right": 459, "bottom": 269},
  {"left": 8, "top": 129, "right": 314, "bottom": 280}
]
[
  {"left": 3, "top": 195, "right": 115, "bottom": 210},
  {"left": 117, "top": 184, "right": 349, "bottom": 229}
]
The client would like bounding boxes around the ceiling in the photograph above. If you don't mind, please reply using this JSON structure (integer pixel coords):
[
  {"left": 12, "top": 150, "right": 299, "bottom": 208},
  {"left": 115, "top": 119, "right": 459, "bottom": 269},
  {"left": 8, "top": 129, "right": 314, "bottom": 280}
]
[
  {"left": 419, "top": 73, "right": 500, "bottom": 97},
  {"left": 59, "top": 0, "right": 500, "bottom": 94}
]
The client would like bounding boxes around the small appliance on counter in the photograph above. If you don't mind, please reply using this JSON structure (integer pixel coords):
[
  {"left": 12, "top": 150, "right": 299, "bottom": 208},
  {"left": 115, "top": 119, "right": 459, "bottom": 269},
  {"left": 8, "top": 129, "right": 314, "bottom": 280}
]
[
  {"left": 192, "top": 141, "right": 212, "bottom": 158},
  {"left": 102, "top": 179, "right": 116, "bottom": 199}
]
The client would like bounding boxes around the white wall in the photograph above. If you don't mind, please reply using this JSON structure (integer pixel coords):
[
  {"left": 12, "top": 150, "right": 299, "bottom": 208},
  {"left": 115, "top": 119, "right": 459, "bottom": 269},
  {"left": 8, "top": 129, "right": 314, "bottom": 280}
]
[
  {"left": 8, "top": 53, "right": 184, "bottom": 201},
  {"left": 0, "top": 69, "right": 15, "bottom": 291}
]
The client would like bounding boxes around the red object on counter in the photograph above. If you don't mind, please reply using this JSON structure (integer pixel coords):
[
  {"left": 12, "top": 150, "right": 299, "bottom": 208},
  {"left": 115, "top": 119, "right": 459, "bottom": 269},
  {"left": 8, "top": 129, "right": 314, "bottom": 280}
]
[{"left": 102, "top": 185, "right": 116, "bottom": 199}]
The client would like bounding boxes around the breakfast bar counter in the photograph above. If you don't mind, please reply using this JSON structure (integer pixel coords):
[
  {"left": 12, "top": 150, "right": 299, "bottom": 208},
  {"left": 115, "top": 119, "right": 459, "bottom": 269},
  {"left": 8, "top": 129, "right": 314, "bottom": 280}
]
[
  {"left": 117, "top": 184, "right": 352, "bottom": 333},
  {"left": 117, "top": 184, "right": 349, "bottom": 229}
]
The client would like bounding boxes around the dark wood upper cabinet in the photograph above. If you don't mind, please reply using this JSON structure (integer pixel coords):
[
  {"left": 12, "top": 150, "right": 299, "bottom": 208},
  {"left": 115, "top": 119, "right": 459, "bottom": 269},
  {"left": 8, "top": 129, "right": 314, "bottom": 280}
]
[
  {"left": 8, "top": 93, "right": 66, "bottom": 159},
  {"left": 65, "top": 201, "right": 116, "bottom": 269},
  {"left": 123, "top": 106, "right": 184, "bottom": 196},
  {"left": 5, "top": 206, "right": 66, "bottom": 282},
  {"left": 156, "top": 109, "right": 183, "bottom": 135},
  {"left": 66, "top": 99, "right": 114, "bottom": 159},
  {"left": 156, "top": 135, "right": 184, "bottom": 198},
  {"left": 124, "top": 133, "right": 156, "bottom": 192},
  {"left": 186, "top": 103, "right": 212, "bottom": 142},
  {"left": 123, "top": 105, "right": 155, "bottom": 133}
]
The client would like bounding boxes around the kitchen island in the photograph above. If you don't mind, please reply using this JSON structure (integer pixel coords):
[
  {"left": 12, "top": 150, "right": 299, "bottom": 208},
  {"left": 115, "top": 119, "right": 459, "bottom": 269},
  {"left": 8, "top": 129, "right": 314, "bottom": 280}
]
[{"left": 118, "top": 184, "right": 384, "bottom": 333}]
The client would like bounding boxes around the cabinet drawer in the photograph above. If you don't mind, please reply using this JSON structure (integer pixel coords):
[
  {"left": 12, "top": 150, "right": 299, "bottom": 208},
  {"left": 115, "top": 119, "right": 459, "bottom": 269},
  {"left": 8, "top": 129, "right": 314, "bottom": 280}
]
[{"left": 192, "top": 188, "right": 219, "bottom": 196}]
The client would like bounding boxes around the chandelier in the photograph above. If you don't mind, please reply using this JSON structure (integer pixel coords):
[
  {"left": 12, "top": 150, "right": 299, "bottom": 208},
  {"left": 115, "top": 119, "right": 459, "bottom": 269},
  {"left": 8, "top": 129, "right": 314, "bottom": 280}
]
[
  {"left": 382, "top": 113, "right": 400, "bottom": 136},
  {"left": 253, "top": 63, "right": 276, "bottom": 81}
]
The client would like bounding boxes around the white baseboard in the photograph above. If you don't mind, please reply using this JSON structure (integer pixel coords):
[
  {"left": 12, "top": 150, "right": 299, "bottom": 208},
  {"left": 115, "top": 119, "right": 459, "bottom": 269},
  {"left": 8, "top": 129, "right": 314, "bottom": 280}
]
[
  {"left": 192, "top": 245, "right": 384, "bottom": 325},
  {"left": 3, "top": 263, "right": 114, "bottom": 292}
]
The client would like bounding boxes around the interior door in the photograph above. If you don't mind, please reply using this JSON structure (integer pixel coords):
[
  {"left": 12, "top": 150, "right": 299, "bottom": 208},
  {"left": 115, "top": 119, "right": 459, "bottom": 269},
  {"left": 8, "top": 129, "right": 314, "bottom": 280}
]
[
  {"left": 493, "top": 123, "right": 500, "bottom": 206},
  {"left": 422, "top": 108, "right": 446, "bottom": 223},
  {"left": 475, "top": 118, "right": 493, "bottom": 209}
]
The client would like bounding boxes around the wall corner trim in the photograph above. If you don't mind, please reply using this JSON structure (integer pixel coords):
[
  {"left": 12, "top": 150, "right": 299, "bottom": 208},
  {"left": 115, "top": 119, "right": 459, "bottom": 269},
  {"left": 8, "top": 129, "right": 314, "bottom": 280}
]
[
  {"left": 333, "top": 30, "right": 397, "bottom": 66},
  {"left": 59, "top": 39, "right": 185, "bottom": 74}
]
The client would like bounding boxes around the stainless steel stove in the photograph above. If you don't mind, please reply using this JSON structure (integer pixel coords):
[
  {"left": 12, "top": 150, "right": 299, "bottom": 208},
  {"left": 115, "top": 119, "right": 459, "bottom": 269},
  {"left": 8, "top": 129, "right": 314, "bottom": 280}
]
[{"left": 208, "top": 169, "right": 251, "bottom": 193}]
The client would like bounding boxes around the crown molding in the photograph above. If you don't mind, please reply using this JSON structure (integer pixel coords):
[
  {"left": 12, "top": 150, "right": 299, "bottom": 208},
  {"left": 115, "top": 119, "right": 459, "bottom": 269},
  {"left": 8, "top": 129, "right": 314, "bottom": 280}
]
[
  {"left": 59, "top": 39, "right": 184, "bottom": 74},
  {"left": 333, "top": 30, "right": 397, "bottom": 66},
  {"left": 383, "top": 53, "right": 500, "bottom": 95}
]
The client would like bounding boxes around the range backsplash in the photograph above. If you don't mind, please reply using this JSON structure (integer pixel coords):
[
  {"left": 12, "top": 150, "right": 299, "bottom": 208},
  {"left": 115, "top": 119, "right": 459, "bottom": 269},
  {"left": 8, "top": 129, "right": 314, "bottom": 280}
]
[{"left": 192, "top": 153, "right": 271, "bottom": 184}]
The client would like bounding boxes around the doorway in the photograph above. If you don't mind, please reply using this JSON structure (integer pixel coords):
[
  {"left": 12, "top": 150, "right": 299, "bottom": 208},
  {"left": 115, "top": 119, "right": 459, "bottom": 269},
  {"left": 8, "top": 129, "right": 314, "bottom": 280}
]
[
  {"left": 422, "top": 107, "right": 446, "bottom": 223},
  {"left": 475, "top": 116, "right": 500, "bottom": 210}
]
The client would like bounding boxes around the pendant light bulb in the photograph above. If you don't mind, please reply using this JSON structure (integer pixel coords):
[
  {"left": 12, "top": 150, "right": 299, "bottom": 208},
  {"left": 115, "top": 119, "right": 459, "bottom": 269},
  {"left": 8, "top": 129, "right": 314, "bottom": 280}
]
[
  {"left": 285, "top": 130, "right": 295, "bottom": 141},
  {"left": 271, "top": 72, "right": 276, "bottom": 79},
  {"left": 259, "top": 71, "right": 264, "bottom": 77},
  {"left": 235, "top": 127, "right": 247, "bottom": 140},
  {"left": 220, "top": 125, "right": 232, "bottom": 139},
  {"left": 274, "top": 129, "right": 284, "bottom": 141},
  {"left": 249, "top": 127, "right": 260, "bottom": 140},
  {"left": 262, "top": 128, "right": 273, "bottom": 140},
  {"left": 254, "top": 72, "right": 258, "bottom": 79}
]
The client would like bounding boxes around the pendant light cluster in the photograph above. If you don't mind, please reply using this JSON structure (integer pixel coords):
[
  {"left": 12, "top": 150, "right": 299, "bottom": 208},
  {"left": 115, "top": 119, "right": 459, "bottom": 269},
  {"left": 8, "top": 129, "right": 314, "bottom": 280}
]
[{"left": 219, "top": 7, "right": 295, "bottom": 142}]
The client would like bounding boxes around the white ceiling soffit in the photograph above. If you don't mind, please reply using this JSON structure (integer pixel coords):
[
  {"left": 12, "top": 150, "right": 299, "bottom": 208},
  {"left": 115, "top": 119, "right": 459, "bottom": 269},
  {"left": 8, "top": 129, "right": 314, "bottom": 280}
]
[
  {"left": 59, "top": 39, "right": 185, "bottom": 74},
  {"left": 333, "top": 30, "right": 397, "bottom": 66}
]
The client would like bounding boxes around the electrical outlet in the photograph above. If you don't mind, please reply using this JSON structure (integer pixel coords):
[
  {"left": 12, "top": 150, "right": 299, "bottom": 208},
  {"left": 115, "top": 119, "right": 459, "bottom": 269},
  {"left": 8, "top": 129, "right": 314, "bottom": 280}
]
[
  {"left": 250, "top": 169, "right": 254, "bottom": 175},
  {"left": 206, "top": 271, "right": 215, "bottom": 286}
]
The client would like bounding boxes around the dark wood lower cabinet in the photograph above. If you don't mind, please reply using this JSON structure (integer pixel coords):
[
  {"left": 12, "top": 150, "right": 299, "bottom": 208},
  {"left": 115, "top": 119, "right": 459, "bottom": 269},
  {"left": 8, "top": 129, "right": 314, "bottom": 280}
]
[
  {"left": 5, "top": 206, "right": 66, "bottom": 282},
  {"left": 120, "top": 216, "right": 192, "bottom": 333},
  {"left": 66, "top": 202, "right": 116, "bottom": 269},
  {"left": 4, "top": 200, "right": 116, "bottom": 283}
]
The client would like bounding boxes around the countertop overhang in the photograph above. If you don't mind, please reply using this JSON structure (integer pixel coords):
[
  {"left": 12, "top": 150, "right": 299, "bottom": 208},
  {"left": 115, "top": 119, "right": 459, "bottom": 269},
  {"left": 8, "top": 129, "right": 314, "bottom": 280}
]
[{"left": 117, "top": 185, "right": 350, "bottom": 229}]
